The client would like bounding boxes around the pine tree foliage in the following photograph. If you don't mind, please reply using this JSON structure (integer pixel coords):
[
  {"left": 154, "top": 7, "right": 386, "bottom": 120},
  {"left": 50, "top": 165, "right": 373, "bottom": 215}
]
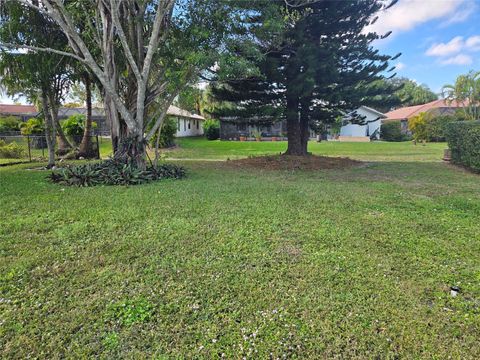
[{"left": 211, "top": 0, "right": 400, "bottom": 155}]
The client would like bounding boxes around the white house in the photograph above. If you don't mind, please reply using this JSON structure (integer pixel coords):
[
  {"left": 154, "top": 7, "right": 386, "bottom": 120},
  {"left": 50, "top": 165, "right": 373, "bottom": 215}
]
[
  {"left": 339, "top": 106, "right": 386, "bottom": 142},
  {"left": 168, "top": 105, "right": 205, "bottom": 137}
]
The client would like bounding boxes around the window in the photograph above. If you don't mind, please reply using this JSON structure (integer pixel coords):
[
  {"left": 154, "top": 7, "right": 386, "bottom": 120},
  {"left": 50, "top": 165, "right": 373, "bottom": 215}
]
[
  {"left": 177, "top": 119, "right": 180, "bottom": 131},
  {"left": 237, "top": 124, "right": 247, "bottom": 131},
  {"left": 188, "top": 121, "right": 191, "bottom": 129},
  {"left": 184, "top": 119, "right": 186, "bottom": 131},
  {"left": 196, "top": 120, "right": 199, "bottom": 129}
]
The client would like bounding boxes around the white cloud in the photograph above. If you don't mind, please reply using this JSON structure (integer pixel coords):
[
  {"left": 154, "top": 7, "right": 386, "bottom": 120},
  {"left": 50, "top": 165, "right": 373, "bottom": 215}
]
[
  {"left": 439, "top": 0, "right": 477, "bottom": 27},
  {"left": 465, "top": 36, "right": 480, "bottom": 51},
  {"left": 366, "top": 0, "right": 465, "bottom": 36},
  {"left": 440, "top": 54, "right": 473, "bottom": 66},
  {"left": 395, "top": 62, "right": 406, "bottom": 70},
  {"left": 426, "top": 36, "right": 464, "bottom": 56},
  {"left": 425, "top": 35, "right": 480, "bottom": 61}
]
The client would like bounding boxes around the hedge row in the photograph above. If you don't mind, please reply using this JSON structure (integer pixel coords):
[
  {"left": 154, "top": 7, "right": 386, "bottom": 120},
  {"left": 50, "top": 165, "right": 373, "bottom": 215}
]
[{"left": 446, "top": 121, "right": 480, "bottom": 172}]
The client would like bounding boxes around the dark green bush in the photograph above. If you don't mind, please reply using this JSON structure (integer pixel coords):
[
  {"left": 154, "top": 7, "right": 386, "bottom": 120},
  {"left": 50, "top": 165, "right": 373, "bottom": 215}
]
[
  {"left": 426, "top": 115, "right": 457, "bottom": 142},
  {"left": 148, "top": 116, "right": 177, "bottom": 148},
  {"left": 203, "top": 119, "right": 220, "bottom": 140},
  {"left": 49, "top": 158, "right": 185, "bottom": 186},
  {"left": 446, "top": 121, "right": 480, "bottom": 172},
  {"left": 0, "top": 116, "right": 21, "bottom": 133},
  {"left": 380, "top": 121, "right": 410, "bottom": 141}
]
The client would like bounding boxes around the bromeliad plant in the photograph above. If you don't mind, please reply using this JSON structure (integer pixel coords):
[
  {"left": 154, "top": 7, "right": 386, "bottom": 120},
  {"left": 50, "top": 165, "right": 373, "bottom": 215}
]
[{"left": 49, "top": 158, "right": 185, "bottom": 186}]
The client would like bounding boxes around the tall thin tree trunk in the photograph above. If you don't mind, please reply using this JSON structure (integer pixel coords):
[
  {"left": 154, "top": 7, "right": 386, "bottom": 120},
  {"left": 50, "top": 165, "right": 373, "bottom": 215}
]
[
  {"left": 55, "top": 117, "right": 72, "bottom": 154},
  {"left": 299, "top": 98, "right": 311, "bottom": 155},
  {"left": 48, "top": 94, "right": 72, "bottom": 155},
  {"left": 78, "top": 74, "right": 95, "bottom": 158},
  {"left": 284, "top": 94, "right": 308, "bottom": 156},
  {"left": 154, "top": 123, "right": 161, "bottom": 169},
  {"left": 41, "top": 89, "right": 56, "bottom": 168}
]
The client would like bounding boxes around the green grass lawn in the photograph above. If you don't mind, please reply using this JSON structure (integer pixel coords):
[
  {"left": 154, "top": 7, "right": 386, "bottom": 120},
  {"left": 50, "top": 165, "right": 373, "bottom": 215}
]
[
  {"left": 0, "top": 158, "right": 28, "bottom": 165},
  {"left": 166, "top": 137, "right": 447, "bottom": 162},
  {"left": 1, "top": 140, "right": 479, "bottom": 358},
  {"left": 0, "top": 136, "right": 112, "bottom": 165}
]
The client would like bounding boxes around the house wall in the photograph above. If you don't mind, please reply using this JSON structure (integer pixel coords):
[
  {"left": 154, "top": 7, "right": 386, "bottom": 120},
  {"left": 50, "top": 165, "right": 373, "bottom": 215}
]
[
  {"left": 367, "top": 119, "right": 382, "bottom": 137},
  {"left": 340, "top": 124, "right": 367, "bottom": 137},
  {"left": 175, "top": 116, "right": 204, "bottom": 137},
  {"left": 220, "top": 121, "right": 285, "bottom": 140},
  {"left": 340, "top": 107, "right": 383, "bottom": 139}
]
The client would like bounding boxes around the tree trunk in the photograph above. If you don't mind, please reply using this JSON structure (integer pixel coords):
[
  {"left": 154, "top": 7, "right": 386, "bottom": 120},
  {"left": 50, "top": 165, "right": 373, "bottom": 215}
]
[
  {"left": 41, "top": 89, "right": 56, "bottom": 168},
  {"left": 284, "top": 94, "right": 308, "bottom": 156},
  {"left": 55, "top": 117, "right": 72, "bottom": 155},
  {"left": 114, "top": 130, "right": 146, "bottom": 169},
  {"left": 48, "top": 94, "right": 72, "bottom": 155},
  {"left": 299, "top": 98, "right": 311, "bottom": 155},
  {"left": 78, "top": 74, "right": 96, "bottom": 158}
]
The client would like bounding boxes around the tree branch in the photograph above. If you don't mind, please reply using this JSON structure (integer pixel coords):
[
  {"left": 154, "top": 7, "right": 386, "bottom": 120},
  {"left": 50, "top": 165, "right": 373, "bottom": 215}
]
[
  {"left": 109, "top": 0, "right": 143, "bottom": 83},
  {"left": 141, "top": 0, "right": 174, "bottom": 80},
  {"left": 145, "top": 91, "right": 179, "bottom": 141},
  {"left": 0, "top": 42, "right": 85, "bottom": 63},
  {"left": 38, "top": 0, "right": 136, "bottom": 129}
]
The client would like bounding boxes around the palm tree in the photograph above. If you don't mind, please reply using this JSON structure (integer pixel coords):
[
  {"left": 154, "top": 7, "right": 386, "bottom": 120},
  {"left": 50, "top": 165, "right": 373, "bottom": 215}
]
[{"left": 442, "top": 70, "right": 480, "bottom": 121}]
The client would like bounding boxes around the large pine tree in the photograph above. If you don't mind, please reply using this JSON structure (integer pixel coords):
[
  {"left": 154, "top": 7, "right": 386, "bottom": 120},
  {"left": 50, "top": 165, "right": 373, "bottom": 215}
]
[{"left": 212, "top": 0, "right": 399, "bottom": 155}]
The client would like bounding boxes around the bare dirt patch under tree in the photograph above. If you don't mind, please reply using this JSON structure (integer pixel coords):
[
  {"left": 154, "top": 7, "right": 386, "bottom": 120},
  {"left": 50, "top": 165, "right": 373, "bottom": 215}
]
[{"left": 226, "top": 155, "right": 363, "bottom": 171}]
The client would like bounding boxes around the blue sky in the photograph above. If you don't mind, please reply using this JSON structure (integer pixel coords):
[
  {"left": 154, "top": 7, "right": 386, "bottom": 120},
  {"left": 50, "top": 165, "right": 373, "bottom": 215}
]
[
  {"left": 370, "top": 0, "right": 480, "bottom": 94},
  {"left": 2, "top": 0, "right": 479, "bottom": 104}
]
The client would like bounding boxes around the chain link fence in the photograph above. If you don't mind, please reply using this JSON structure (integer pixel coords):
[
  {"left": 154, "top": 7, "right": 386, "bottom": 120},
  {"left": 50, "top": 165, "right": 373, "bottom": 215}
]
[{"left": 0, "top": 132, "right": 100, "bottom": 165}]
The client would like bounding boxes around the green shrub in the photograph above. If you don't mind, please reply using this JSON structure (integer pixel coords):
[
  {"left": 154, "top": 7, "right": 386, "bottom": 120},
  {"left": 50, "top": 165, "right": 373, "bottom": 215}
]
[
  {"left": 408, "top": 112, "right": 430, "bottom": 142},
  {"left": 19, "top": 118, "right": 47, "bottom": 149},
  {"left": 425, "top": 115, "right": 456, "bottom": 142},
  {"left": 148, "top": 116, "right": 177, "bottom": 148},
  {"left": 0, "top": 116, "right": 21, "bottom": 133},
  {"left": 381, "top": 121, "right": 410, "bottom": 141},
  {"left": 203, "top": 119, "right": 220, "bottom": 140},
  {"left": 20, "top": 118, "right": 44, "bottom": 135},
  {"left": 49, "top": 158, "right": 186, "bottom": 186},
  {"left": 0, "top": 140, "right": 25, "bottom": 158},
  {"left": 61, "top": 114, "right": 85, "bottom": 136},
  {"left": 61, "top": 114, "right": 97, "bottom": 145},
  {"left": 446, "top": 121, "right": 480, "bottom": 172}
]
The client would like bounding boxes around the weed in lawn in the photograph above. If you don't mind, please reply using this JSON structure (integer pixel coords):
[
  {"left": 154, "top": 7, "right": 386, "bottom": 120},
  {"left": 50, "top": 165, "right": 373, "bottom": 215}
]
[
  {"left": 105, "top": 298, "right": 154, "bottom": 326},
  {"left": 102, "top": 332, "right": 120, "bottom": 350}
]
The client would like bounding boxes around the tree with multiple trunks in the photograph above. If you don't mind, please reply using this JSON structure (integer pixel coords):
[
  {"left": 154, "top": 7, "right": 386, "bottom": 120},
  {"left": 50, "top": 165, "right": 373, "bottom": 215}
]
[
  {"left": 1, "top": 0, "right": 233, "bottom": 168},
  {"left": 211, "top": 0, "right": 400, "bottom": 155}
]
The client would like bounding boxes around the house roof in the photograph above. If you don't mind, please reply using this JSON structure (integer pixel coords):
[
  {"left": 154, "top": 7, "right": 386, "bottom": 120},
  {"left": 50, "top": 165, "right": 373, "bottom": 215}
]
[
  {"left": 358, "top": 106, "right": 386, "bottom": 118},
  {"left": 0, "top": 104, "right": 37, "bottom": 115},
  {"left": 167, "top": 105, "right": 204, "bottom": 120},
  {"left": 384, "top": 99, "right": 465, "bottom": 121},
  {"left": 0, "top": 103, "right": 205, "bottom": 120}
]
